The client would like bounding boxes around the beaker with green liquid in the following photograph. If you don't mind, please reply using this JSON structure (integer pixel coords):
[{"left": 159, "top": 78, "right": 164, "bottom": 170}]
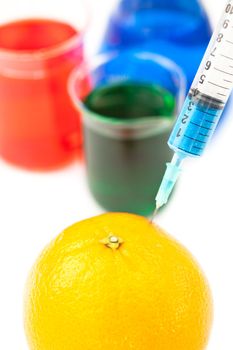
[{"left": 69, "top": 52, "right": 186, "bottom": 216}]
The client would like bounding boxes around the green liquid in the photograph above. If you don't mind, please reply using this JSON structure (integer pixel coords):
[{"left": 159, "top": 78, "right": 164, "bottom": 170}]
[
  {"left": 84, "top": 82, "right": 175, "bottom": 120},
  {"left": 83, "top": 82, "right": 176, "bottom": 216}
]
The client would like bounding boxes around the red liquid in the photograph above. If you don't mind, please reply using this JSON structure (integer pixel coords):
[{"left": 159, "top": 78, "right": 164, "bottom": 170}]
[{"left": 0, "top": 19, "right": 89, "bottom": 169}]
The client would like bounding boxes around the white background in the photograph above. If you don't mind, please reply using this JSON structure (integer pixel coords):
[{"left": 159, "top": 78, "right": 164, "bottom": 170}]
[{"left": 0, "top": 0, "right": 231, "bottom": 349}]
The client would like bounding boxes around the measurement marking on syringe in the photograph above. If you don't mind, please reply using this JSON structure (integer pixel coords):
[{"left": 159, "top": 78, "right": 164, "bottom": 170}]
[
  {"left": 217, "top": 92, "right": 227, "bottom": 97},
  {"left": 184, "top": 135, "right": 206, "bottom": 144},
  {"left": 205, "top": 119, "right": 215, "bottom": 124},
  {"left": 195, "top": 109, "right": 217, "bottom": 117},
  {"left": 226, "top": 40, "right": 233, "bottom": 45},
  {"left": 192, "top": 145, "right": 203, "bottom": 151},
  {"left": 207, "top": 81, "right": 230, "bottom": 90},
  {"left": 199, "top": 132, "right": 210, "bottom": 137},
  {"left": 220, "top": 54, "right": 233, "bottom": 61},
  {"left": 214, "top": 67, "right": 233, "bottom": 76},
  {"left": 223, "top": 79, "right": 233, "bottom": 83},
  {"left": 177, "top": 147, "right": 199, "bottom": 156},
  {"left": 190, "top": 121, "right": 212, "bottom": 131}
]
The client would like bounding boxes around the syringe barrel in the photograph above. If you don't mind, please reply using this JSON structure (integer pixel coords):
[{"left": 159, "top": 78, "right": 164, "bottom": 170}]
[
  {"left": 168, "top": 93, "right": 223, "bottom": 157},
  {"left": 168, "top": 0, "right": 233, "bottom": 157}
]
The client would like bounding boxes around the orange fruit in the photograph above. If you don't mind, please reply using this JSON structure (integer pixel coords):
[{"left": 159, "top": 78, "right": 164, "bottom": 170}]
[{"left": 24, "top": 213, "right": 213, "bottom": 350}]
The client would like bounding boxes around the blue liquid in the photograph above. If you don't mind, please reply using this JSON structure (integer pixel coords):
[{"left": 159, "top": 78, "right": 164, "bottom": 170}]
[
  {"left": 100, "top": 0, "right": 211, "bottom": 89},
  {"left": 168, "top": 95, "right": 223, "bottom": 157},
  {"left": 119, "top": 0, "right": 209, "bottom": 16},
  {"left": 103, "top": 10, "right": 210, "bottom": 47}
]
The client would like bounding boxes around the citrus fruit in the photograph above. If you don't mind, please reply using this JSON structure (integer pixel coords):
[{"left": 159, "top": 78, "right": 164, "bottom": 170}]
[{"left": 24, "top": 213, "right": 213, "bottom": 350}]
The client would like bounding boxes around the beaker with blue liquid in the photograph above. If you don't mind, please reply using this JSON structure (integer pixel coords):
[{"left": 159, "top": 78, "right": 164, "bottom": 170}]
[{"left": 100, "top": 0, "right": 212, "bottom": 89}]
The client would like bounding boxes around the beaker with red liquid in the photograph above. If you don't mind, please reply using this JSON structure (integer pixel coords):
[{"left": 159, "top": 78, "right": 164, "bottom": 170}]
[{"left": 0, "top": 2, "right": 89, "bottom": 169}]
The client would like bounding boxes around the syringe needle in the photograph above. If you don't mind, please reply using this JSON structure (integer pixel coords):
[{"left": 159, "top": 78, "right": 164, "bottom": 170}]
[
  {"left": 153, "top": 154, "right": 184, "bottom": 215},
  {"left": 151, "top": 206, "right": 159, "bottom": 222}
]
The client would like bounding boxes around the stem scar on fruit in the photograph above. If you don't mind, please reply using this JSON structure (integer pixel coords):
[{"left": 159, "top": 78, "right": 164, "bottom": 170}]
[{"left": 100, "top": 235, "right": 124, "bottom": 250}]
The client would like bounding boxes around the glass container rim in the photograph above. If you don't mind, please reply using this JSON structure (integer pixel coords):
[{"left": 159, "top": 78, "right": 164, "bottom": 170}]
[
  {"left": 0, "top": 2, "right": 90, "bottom": 62},
  {"left": 69, "top": 50, "right": 187, "bottom": 130}
]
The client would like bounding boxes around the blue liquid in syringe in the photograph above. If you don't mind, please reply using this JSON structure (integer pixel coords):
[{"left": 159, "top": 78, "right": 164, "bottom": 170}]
[
  {"left": 154, "top": 91, "right": 224, "bottom": 212},
  {"left": 168, "top": 91, "right": 224, "bottom": 157}
]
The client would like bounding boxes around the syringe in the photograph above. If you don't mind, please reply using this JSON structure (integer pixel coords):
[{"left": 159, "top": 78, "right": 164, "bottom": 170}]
[{"left": 155, "top": 0, "right": 233, "bottom": 212}]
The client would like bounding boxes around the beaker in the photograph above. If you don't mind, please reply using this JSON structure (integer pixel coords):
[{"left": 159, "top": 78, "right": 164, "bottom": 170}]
[
  {"left": 0, "top": 0, "right": 89, "bottom": 169},
  {"left": 100, "top": 0, "right": 211, "bottom": 89},
  {"left": 69, "top": 51, "right": 186, "bottom": 216}
]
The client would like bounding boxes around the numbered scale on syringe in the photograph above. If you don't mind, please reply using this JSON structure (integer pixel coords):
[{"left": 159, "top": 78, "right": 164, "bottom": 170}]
[{"left": 169, "top": 0, "right": 233, "bottom": 158}]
